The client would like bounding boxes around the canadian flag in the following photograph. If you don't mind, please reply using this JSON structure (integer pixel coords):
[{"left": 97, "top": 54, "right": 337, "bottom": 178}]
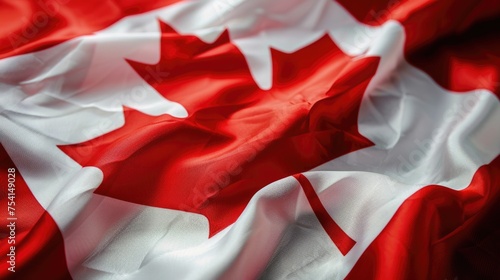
[{"left": 0, "top": 0, "right": 499, "bottom": 279}]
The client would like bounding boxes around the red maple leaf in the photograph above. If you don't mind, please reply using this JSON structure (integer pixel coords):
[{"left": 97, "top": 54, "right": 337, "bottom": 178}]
[{"left": 59, "top": 21, "right": 379, "bottom": 237}]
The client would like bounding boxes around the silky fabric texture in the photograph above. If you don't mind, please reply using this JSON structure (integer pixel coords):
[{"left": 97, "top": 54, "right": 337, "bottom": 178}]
[{"left": 0, "top": 0, "right": 498, "bottom": 279}]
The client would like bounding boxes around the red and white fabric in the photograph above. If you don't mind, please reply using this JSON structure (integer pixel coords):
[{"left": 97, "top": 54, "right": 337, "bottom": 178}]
[{"left": 0, "top": 0, "right": 499, "bottom": 279}]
